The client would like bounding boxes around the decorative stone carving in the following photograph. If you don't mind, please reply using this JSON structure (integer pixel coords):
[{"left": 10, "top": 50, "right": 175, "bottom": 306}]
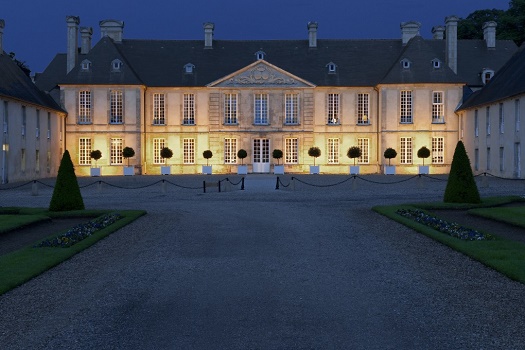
[{"left": 227, "top": 64, "right": 296, "bottom": 86}]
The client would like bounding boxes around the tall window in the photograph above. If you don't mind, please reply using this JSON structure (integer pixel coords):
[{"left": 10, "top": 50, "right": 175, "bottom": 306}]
[
  {"left": 254, "top": 93, "right": 268, "bottom": 124},
  {"left": 21, "top": 106, "right": 26, "bottom": 137},
  {"left": 224, "top": 138, "right": 237, "bottom": 164},
  {"left": 499, "top": 147, "right": 505, "bottom": 172},
  {"left": 357, "top": 93, "right": 369, "bottom": 125},
  {"left": 516, "top": 99, "right": 521, "bottom": 132},
  {"left": 499, "top": 103, "right": 504, "bottom": 134},
  {"left": 183, "top": 138, "right": 195, "bottom": 164},
  {"left": 432, "top": 91, "right": 444, "bottom": 123},
  {"left": 78, "top": 90, "right": 91, "bottom": 124},
  {"left": 400, "top": 90, "right": 412, "bottom": 123},
  {"left": 400, "top": 137, "right": 412, "bottom": 164},
  {"left": 474, "top": 110, "right": 479, "bottom": 137},
  {"left": 475, "top": 148, "right": 479, "bottom": 171},
  {"left": 224, "top": 93, "right": 238, "bottom": 124},
  {"left": 285, "top": 94, "right": 299, "bottom": 124},
  {"left": 47, "top": 112, "right": 51, "bottom": 139},
  {"left": 327, "top": 138, "right": 339, "bottom": 164},
  {"left": 2, "top": 101, "right": 7, "bottom": 134},
  {"left": 110, "top": 138, "right": 123, "bottom": 165},
  {"left": 183, "top": 94, "right": 195, "bottom": 125},
  {"left": 35, "top": 150, "right": 40, "bottom": 173},
  {"left": 21, "top": 149, "right": 26, "bottom": 172},
  {"left": 110, "top": 90, "right": 123, "bottom": 124},
  {"left": 486, "top": 106, "right": 491, "bottom": 135},
  {"left": 432, "top": 137, "right": 444, "bottom": 164},
  {"left": 79, "top": 138, "right": 92, "bottom": 165},
  {"left": 36, "top": 110, "right": 40, "bottom": 138},
  {"left": 285, "top": 138, "right": 298, "bottom": 164},
  {"left": 486, "top": 148, "right": 491, "bottom": 171},
  {"left": 327, "top": 93, "right": 340, "bottom": 124},
  {"left": 358, "top": 138, "right": 369, "bottom": 163},
  {"left": 153, "top": 138, "right": 166, "bottom": 164},
  {"left": 153, "top": 93, "right": 165, "bottom": 125}
]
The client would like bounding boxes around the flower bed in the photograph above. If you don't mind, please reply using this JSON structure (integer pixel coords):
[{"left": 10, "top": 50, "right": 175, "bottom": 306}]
[
  {"left": 36, "top": 213, "right": 122, "bottom": 248},
  {"left": 396, "top": 209, "right": 493, "bottom": 241}
]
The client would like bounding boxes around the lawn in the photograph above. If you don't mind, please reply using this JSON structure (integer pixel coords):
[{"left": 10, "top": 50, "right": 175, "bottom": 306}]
[{"left": 0, "top": 214, "right": 51, "bottom": 234}]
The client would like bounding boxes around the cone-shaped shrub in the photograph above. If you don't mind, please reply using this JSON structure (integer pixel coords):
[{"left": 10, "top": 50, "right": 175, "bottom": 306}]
[
  {"left": 49, "top": 150, "right": 85, "bottom": 211},
  {"left": 444, "top": 141, "right": 481, "bottom": 203}
]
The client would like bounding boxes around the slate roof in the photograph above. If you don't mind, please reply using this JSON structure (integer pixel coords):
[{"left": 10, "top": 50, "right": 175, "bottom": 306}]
[{"left": 0, "top": 52, "right": 64, "bottom": 112}]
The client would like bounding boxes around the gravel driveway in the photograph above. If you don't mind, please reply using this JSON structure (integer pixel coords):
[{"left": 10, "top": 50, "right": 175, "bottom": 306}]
[{"left": 1, "top": 174, "right": 524, "bottom": 349}]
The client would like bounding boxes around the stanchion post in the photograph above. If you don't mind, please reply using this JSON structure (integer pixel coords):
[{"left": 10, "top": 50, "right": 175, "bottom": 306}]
[
  {"left": 218, "top": 180, "right": 221, "bottom": 193},
  {"left": 241, "top": 177, "right": 245, "bottom": 190},
  {"left": 352, "top": 175, "right": 357, "bottom": 190},
  {"left": 31, "top": 180, "right": 38, "bottom": 196},
  {"left": 97, "top": 180, "right": 102, "bottom": 193},
  {"left": 481, "top": 172, "right": 489, "bottom": 188},
  {"left": 161, "top": 179, "right": 167, "bottom": 194},
  {"left": 417, "top": 174, "right": 424, "bottom": 189},
  {"left": 203, "top": 180, "right": 206, "bottom": 193},
  {"left": 275, "top": 177, "right": 280, "bottom": 190}
]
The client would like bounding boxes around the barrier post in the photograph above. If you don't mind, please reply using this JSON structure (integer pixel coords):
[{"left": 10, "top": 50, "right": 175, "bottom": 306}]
[
  {"left": 203, "top": 180, "right": 206, "bottom": 193},
  {"left": 97, "top": 180, "right": 102, "bottom": 193},
  {"left": 275, "top": 177, "right": 280, "bottom": 190},
  {"left": 218, "top": 181, "right": 221, "bottom": 193},
  {"left": 161, "top": 179, "right": 167, "bottom": 194},
  {"left": 241, "top": 177, "right": 245, "bottom": 190},
  {"left": 481, "top": 172, "right": 489, "bottom": 188},
  {"left": 352, "top": 175, "right": 357, "bottom": 190},
  {"left": 31, "top": 180, "right": 39, "bottom": 196},
  {"left": 417, "top": 174, "right": 424, "bottom": 189}
]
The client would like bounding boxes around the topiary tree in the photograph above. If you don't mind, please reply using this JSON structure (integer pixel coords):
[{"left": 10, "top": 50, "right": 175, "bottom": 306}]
[
  {"left": 203, "top": 150, "right": 213, "bottom": 166},
  {"left": 347, "top": 146, "right": 362, "bottom": 166},
  {"left": 417, "top": 146, "right": 431, "bottom": 166},
  {"left": 272, "top": 149, "right": 283, "bottom": 165},
  {"left": 308, "top": 146, "right": 321, "bottom": 166},
  {"left": 384, "top": 148, "right": 397, "bottom": 166},
  {"left": 90, "top": 150, "right": 102, "bottom": 167},
  {"left": 160, "top": 147, "right": 173, "bottom": 163},
  {"left": 237, "top": 149, "right": 247, "bottom": 165},
  {"left": 122, "top": 147, "right": 135, "bottom": 167},
  {"left": 444, "top": 141, "right": 481, "bottom": 203},
  {"left": 49, "top": 150, "right": 85, "bottom": 212}
]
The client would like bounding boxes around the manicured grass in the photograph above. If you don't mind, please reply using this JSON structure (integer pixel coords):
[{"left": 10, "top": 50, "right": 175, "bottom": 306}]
[
  {"left": 373, "top": 197, "right": 525, "bottom": 284},
  {"left": 0, "top": 215, "right": 51, "bottom": 234},
  {"left": 0, "top": 209, "right": 146, "bottom": 295},
  {"left": 469, "top": 206, "right": 525, "bottom": 229}
]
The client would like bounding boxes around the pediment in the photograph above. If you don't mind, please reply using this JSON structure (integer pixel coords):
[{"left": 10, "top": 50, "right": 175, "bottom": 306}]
[{"left": 207, "top": 60, "right": 315, "bottom": 88}]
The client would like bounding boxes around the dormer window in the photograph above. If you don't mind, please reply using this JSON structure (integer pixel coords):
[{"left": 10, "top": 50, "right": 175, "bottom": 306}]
[
  {"left": 80, "top": 59, "right": 92, "bottom": 71},
  {"left": 184, "top": 63, "right": 195, "bottom": 74},
  {"left": 482, "top": 68, "right": 495, "bottom": 85},
  {"left": 401, "top": 58, "right": 411, "bottom": 69},
  {"left": 111, "top": 59, "right": 123, "bottom": 71},
  {"left": 431, "top": 58, "right": 441, "bottom": 69},
  {"left": 255, "top": 51, "right": 266, "bottom": 60},
  {"left": 326, "top": 62, "right": 337, "bottom": 74}
]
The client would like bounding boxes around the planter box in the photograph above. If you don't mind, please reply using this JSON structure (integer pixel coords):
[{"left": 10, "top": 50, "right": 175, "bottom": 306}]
[
  {"left": 161, "top": 166, "right": 171, "bottom": 175},
  {"left": 90, "top": 168, "right": 101, "bottom": 177},
  {"left": 202, "top": 165, "right": 212, "bottom": 175},
  {"left": 310, "top": 165, "right": 320, "bottom": 174},
  {"left": 419, "top": 165, "right": 429, "bottom": 175},
  {"left": 123, "top": 166, "right": 134, "bottom": 176},
  {"left": 349, "top": 165, "right": 360, "bottom": 175},
  {"left": 384, "top": 165, "right": 396, "bottom": 175},
  {"left": 237, "top": 165, "right": 248, "bottom": 175},
  {"left": 274, "top": 165, "right": 284, "bottom": 175}
]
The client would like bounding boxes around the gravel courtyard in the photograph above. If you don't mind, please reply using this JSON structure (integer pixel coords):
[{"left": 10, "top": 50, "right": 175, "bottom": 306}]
[{"left": 1, "top": 174, "right": 524, "bottom": 349}]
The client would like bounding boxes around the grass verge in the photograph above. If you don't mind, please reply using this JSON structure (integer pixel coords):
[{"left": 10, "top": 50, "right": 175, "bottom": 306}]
[
  {"left": 0, "top": 209, "right": 146, "bottom": 295},
  {"left": 0, "top": 215, "right": 51, "bottom": 234}
]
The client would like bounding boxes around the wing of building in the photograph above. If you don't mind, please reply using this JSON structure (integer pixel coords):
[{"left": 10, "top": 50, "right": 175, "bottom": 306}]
[{"left": 35, "top": 16, "right": 518, "bottom": 176}]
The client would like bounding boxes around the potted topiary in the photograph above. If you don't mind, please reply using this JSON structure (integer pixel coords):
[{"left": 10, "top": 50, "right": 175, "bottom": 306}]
[
  {"left": 308, "top": 146, "right": 321, "bottom": 174},
  {"left": 160, "top": 147, "right": 173, "bottom": 175},
  {"left": 384, "top": 148, "right": 397, "bottom": 175},
  {"left": 90, "top": 150, "right": 102, "bottom": 177},
  {"left": 237, "top": 149, "right": 248, "bottom": 175},
  {"left": 122, "top": 146, "right": 135, "bottom": 176},
  {"left": 273, "top": 149, "right": 284, "bottom": 175},
  {"left": 347, "top": 146, "right": 361, "bottom": 175},
  {"left": 417, "top": 146, "right": 431, "bottom": 174},
  {"left": 202, "top": 150, "right": 213, "bottom": 175}
]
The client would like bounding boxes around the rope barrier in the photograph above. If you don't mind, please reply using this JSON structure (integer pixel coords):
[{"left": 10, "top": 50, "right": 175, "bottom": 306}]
[{"left": 0, "top": 181, "right": 33, "bottom": 190}]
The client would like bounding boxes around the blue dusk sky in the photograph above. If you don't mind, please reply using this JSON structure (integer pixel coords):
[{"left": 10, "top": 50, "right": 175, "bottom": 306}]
[{"left": 1, "top": 0, "right": 509, "bottom": 74}]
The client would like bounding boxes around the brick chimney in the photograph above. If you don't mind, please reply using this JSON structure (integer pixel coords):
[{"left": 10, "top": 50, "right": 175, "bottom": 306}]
[
  {"left": 308, "top": 22, "right": 318, "bottom": 48},
  {"left": 400, "top": 21, "right": 421, "bottom": 45},
  {"left": 204, "top": 22, "right": 214, "bottom": 49},
  {"left": 0, "top": 19, "right": 4, "bottom": 54},
  {"left": 432, "top": 26, "right": 445, "bottom": 40},
  {"left": 445, "top": 15, "right": 458, "bottom": 74},
  {"left": 100, "top": 20, "right": 124, "bottom": 43},
  {"left": 80, "top": 27, "right": 93, "bottom": 54},
  {"left": 66, "top": 16, "right": 80, "bottom": 74},
  {"left": 483, "top": 21, "right": 497, "bottom": 49}
]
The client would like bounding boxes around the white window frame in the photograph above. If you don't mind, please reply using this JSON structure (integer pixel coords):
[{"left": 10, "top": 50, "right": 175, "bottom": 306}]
[
  {"left": 327, "top": 93, "right": 340, "bottom": 125},
  {"left": 474, "top": 109, "right": 479, "bottom": 137},
  {"left": 110, "top": 90, "right": 123, "bottom": 124},
  {"left": 327, "top": 138, "right": 339, "bottom": 164},
  {"left": 79, "top": 138, "right": 92, "bottom": 165},
  {"left": 153, "top": 93, "right": 165, "bottom": 125},
  {"left": 357, "top": 93, "right": 370, "bottom": 125},
  {"left": 400, "top": 90, "right": 412, "bottom": 123},
  {"left": 224, "top": 93, "right": 238, "bottom": 124},
  {"left": 254, "top": 93, "right": 268, "bottom": 125},
  {"left": 499, "top": 103, "right": 504, "bottom": 134},
  {"left": 153, "top": 138, "right": 166, "bottom": 165},
  {"left": 432, "top": 137, "right": 444, "bottom": 164},
  {"left": 224, "top": 138, "right": 237, "bottom": 164},
  {"left": 183, "top": 93, "right": 195, "bottom": 125},
  {"left": 400, "top": 137, "right": 412, "bottom": 164},
  {"left": 486, "top": 106, "right": 491, "bottom": 135},
  {"left": 183, "top": 138, "right": 195, "bottom": 164},
  {"left": 358, "top": 138, "right": 369, "bottom": 164},
  {"left": 78, "top": 90, "right": 91, "bottom": 124},
  {"left": 285, "top": 93, "right": 299, "bottom": 125},
  {"left": 285, "top": 138, "right": 298, "bottom": 164},
  {"left": 110, "top": 138, "right": 123, "bottom": 165},
  {"left": 432, "top": 91, "right": 444, "bottom": 123}
]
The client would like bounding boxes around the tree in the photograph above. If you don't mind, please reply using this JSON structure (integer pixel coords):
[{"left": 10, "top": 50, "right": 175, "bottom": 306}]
[
  {"left": 49, "top": 150, "right": 85, "bottom": 211},
  {"left": 347, "top": 146, "right": 362, "bottom": 166},
  {"left": 122, "top": 147, "right": 135, "bottom": 167},
  {"left": 272, "top": 149, "right": 283, "bottom": 165},
  {"left": 308, "top": 147, "right": 321, "bottom": 166},
  {"left": 384, "top": 148, "right": 397, "bottom": 166},
  {"left": 458, "top": 9, "right": 505, "bottom": 40},
  {"left": 237, "top": 149, "right": 247, "bottom": 165},
  {"left": 417, "top": 146, "right": 431, "bottom": 166},
  {"left": 90, "top": 150, "right": 102, "bottom": 167},
  {"left": 160, "top": 147, "right": 173, "bottom": 163},
  {"left": 444, "top": 141, "right": 481, "bottom": 204},
  {"left": 203, "top": 150, "right": 213, "bottom": 166}
]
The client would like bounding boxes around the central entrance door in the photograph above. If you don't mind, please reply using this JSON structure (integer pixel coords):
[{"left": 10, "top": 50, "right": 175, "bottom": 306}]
[{"left": 252, "top": 138, "right": 270, "bottom": 173}]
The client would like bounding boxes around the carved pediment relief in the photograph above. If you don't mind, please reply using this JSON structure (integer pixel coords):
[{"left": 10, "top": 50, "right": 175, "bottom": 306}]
[{"left": 208, "top": 61, "right": 315, "bottom": 88}]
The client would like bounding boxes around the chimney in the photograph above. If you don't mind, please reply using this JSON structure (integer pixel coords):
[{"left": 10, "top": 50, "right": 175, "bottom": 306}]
[
  {"left": 204, "top": 22, "right": 214, "bottom": 49},
  {"left": 80, "top": 27, "right": 93, "bottom": 54},
  {"left": 483, "top": 21, "right": 497, "bottom": 49},
  {"left": 0, "top": 19, "right": 4, "bottom": 54},
  {"left": 432, "top": 26, "right": 445, "bottom": 40},
  {"left": 400, "top": 21, "right": 421, "bottom": 45},
  {"left": 66, "top": 15, "right": 80, "bottom": 74},
  {"left": 100, "top": 20, "right": 124, "bottom": 43},
  {"left": 308, "top": 22, "right": 318, "bottom": 48},
  {"left": 445, "top": 15, "right": 458, "bottom": 74}
]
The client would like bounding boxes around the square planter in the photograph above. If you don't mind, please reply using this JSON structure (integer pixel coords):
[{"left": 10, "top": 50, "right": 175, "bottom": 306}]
[
  {"left": 349, "top": 165, "right": 360, "bottom": 175},
  {"left": 161, "top": 166, "right": 171, "bottom": 175},
  {"left": 202, "top": 165, "right": 212, "bottom": 175},
  {"left": 90, "top": 168, "right": 101, "bottom": 177},
  {"left": 419, "top": 165, "right": 429, "bottom": 175},
  {"left": 384, "top": 165, "right": 396, "bottom": 175},
  {"left": 310, "top": 165, "right": 320, "bottom": 174},
  {"left": 123, "top": 166, "right": 134, "bottom": 176},
  {"left": 237, "top": 165, "right": 248, "bottom": 175},
  {"left": 274, "top": 165, "right": 284, "bottom": 175}
]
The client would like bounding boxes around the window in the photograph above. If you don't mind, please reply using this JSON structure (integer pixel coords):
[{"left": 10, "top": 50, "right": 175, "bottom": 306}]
[
  {"left": 486, "top": 106, "right": 491, "bottom": 135},
  {"left": 475, "top": 148, "right": 479, "bottom": 171},
  {"left": 514, "top": 143, "right": 521, "bottom": 178},
  {"left": 35, "top": 150, "right": 40, "bottom": 173},
  {"left": 111, "top": 59, "right": 122, "bottom": 71},
  {"left": 482, "top": 69, "right": 494, "bottom": 85},
  {"left": 79, "top": 138, "right": 92, "bottom": 165},
  {"left": 358, "top": 138, "right": 369, "bottom": 164},
  {"left": 2, "top": 101, "right": 7, "bottom": 134},
  {"left": 224, "top": 138, "right": 237, "bottom": 164},
  {"left": 400, "top": 90, "right": 412, "bottom": 123},
  {"left": 401, "top": 59, "right": 411, "bottom": 69},
  {"left": 432, "top": 59, "right": 441, "bottom": 69},
  {"left": 110, "top": 138, "right": 123, "bottom": 165},
  {"left": 327, "top": 138, "right": 339, "bottom": 164},
  {"left": 357, "top": 93, "right": 369, "bottom": 125},
  {"left": 36, "top": 110, "right": 40, "bottom": 138},
  {"left": 47, "top": 112, "right": 51, "bottom": 139},
  {"left": 183, "top": 138, "right": 195, "bottom": 164},
  {"left": 285, "top": 138, "right": 298, "bottom": 164},
  {"left": 21, "top": 148, "right": 26, "bottom": 172},
  {"left": 78, "top": 90, "right": 92, "bottom": 124},
  {"left": 21, "top": 106, "right": 26, "bottom": 137},
  {"left": 224, "top": 93, "right": 238, "bottom": 124},
  {"left": 254, "top": 93, "right": 268, "bottom": 124},
  {"left": 516, "top": 99, "right": 521, "bottom": 132},
  {"left": 500, "top": 147, "right": 505, "bottom": 172},
  {"left": 285, "top": 94, "right": 299, "bottom": 124},
  {"left": 499, "top": 103, "right": 504, "bottom": 134},
  {"left": 46, "top": 151, "right": 51, "bottom": 173},
  {"left": 255, "top": 51, "right": 265, "bottom": 60},
  {"left": 184, "top": 63, "right": 195, "bottom": 74},
  {"left": 474, "top": 109, "right": 479, "bottom": 137},
  {"left": 327, "top": 62, "right": 337, "bottom": 73},
  {"left": 153, "top": 93, "right": 165, "bottom": 125},
  {"left": 486, "top": 148, "right": 491, "bottom": 171},
  {"left": 110, "top": 90, "right": 123, "bottom": 124},
  {"left": 432, "top": 137, "right": 444, "bottom": 164},
  {"left": 183, "top": 94, "right": 195, "bottom": 125},
  {"left": 432, "top": 92, "right": 444, "bottom": 123},
  {"left": 327, "top": 93, "right": 340, "bottom": 124},
  {"left": 81, "top": 59, "right": 91, "bottom": 71},
  {"left": 400, "top": 137, "right": 412, "bottom": 164},
  {"left": 153, "top": 138, "right": 166, "bottom": 164}
]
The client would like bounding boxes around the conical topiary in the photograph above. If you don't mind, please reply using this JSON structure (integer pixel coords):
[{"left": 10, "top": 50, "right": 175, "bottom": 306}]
[
  {"left": 444, "top": 141, "right": 481, "bottom": 204},
  {"left": 49, "top": 150, "right": 85, "bottom": 211}
]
